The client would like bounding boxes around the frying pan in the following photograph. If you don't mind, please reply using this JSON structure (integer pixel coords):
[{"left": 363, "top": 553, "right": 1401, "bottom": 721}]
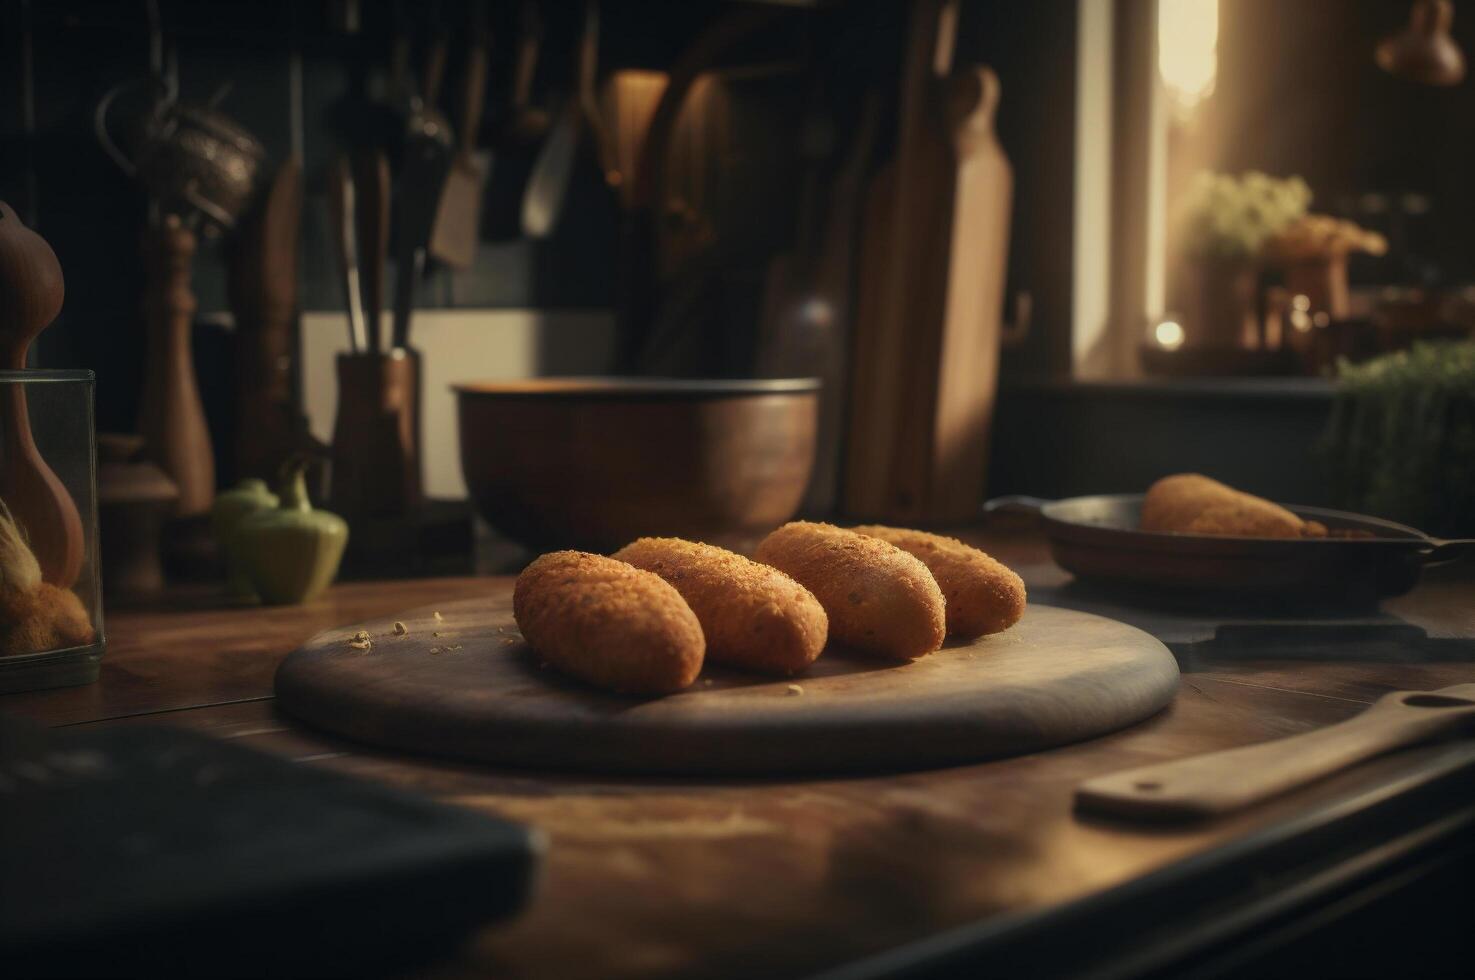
[{"left": 984, "top": 495, "right": 1474, "bottom": 604}]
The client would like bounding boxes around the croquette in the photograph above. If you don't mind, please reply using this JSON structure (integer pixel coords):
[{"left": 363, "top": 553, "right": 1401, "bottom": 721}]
[
  {"left": 1141, "top": 473, "right": 1326, "bottom": 539},
  {"left": 852, "top": 526, "right": 1026, "bottom": 638},
  {"left": 513, "top": 551, "right": 704, "bottom": 695},
  {"left": 754, "top": 521, "right": 946, "bottom": 661},
  {"left": 613, "top": 537, "right": 828, "bottom": 675}
]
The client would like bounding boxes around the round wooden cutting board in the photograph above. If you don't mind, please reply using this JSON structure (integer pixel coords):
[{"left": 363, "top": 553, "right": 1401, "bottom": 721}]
[{"left": 275, "top": 597, "right": 1179, "bottom": 775}]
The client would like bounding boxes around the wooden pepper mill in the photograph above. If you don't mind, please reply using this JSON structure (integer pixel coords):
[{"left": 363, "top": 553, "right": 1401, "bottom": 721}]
[
  {"left": 228, "top": 160, "right": 304, "bottom": 482},
  {"left": 139, "top": 213, "right": 215, "bottom": 518},
  {"left": 0, "top": 202, "right": 86, "bottom": 587}
]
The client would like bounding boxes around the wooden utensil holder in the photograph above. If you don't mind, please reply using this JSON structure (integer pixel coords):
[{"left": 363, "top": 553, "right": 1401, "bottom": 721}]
[{"left": 330, "top": 349, "right": 422, "bottom": 521}]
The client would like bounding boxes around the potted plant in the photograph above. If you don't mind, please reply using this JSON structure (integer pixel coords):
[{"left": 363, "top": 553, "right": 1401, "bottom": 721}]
[{"left": 1176, "top": 171, "right": 1311, "bottom": 347}]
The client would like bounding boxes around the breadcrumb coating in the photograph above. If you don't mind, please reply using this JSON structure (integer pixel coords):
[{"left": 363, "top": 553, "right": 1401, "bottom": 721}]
[
  {"left": 852, "top": 526, "right": 1026, "bottom": 638},
  {"left": 1141, "top": 474, "right": 1326, "bottom": 539},
  {"left": 513, "top": 551, "right": 704, "bottom": 695},
  {"left": 614, "top": 537, "right": 828, "bottom": 675},
  {"left": 754, "top": 522, "right": 945, "bottom": 662}
]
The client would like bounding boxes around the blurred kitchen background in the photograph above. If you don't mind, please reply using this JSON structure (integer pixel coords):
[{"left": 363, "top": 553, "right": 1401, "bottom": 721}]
[{"left": 3, "top": 0, "right": 1472, "bottom": 554}]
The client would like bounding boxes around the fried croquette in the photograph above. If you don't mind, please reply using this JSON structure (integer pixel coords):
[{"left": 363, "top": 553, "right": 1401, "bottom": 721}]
[
  {"left": 753, "top": 521, "right": 946, "bottom": 661},
  {"left": 851, "top": 526, "right": 1026, "bottom": 638},
  {"left": 613, "top": 537, "right": 828, "bottom": 675},
  {"left": 513, "top": 551, "right": 704, "bottom": 695},
  {"left": 1141, "top": 474, "right": 1326, "bottom": 539}
]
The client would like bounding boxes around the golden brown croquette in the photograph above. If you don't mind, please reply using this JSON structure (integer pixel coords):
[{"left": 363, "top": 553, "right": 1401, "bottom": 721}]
[
  {"left": 1141, "top": 474, "right": 1326, "bottom": 539},
  {"left": 613, "top": 537, "right": 828, "bottom": 675},
  {"left": 753, "top": 521, "right": 945, "bottom": 662},
  {"left": 513, "top": 551, "right": 704, "bottom": 695},
  {"left": 851, "top": 526, "right": 1026, "bottom": 638}
]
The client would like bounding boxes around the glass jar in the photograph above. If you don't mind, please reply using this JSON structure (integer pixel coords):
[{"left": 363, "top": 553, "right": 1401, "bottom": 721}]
[{"left": 0, "top": 370, "right": 104, "bottom": 693}]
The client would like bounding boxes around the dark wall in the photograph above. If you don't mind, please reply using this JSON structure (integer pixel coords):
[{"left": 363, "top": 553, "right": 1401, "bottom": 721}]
[
  {"left": 1179, "top": 0, "right": 1475, "bottom": 286},
  {"left": 0, "top": 0, "right": 1080, "bottom": 440},
  {"left": 990, "top": 380, "right": 1338, "bottom": 506},
  {"left": 961, "top": 0, "right": 1079, "bottom": 379}
]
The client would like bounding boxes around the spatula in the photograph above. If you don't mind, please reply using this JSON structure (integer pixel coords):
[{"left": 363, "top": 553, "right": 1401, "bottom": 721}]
[
  {"left": 1077, "top": 682, "right": 1475, "bottom": 821},
  {"left": 483, "top": 0, "right": 549, "bottom": 241},
  {"left": 351, "top": 148, "right": 390, "bottom": 349},
  {"left": 428, "top": 3, "right": 489, "bottom": 270},
  {"left": 325, "top": 154, "right": 367, "bottom": 353},
  {"left": 392, "top": 33, "right": 453, "bottom": 350},
  {"left": 521, "top": 0, "right": 600, "bottom": 239}
]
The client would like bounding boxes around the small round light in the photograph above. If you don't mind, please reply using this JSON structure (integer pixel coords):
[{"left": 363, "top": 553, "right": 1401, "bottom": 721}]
[
  {"left": 1154, "top": 319, "right": 1186, "bottom": 350},
  {"left": 1313, "top": 311, "right": 1331, "bottom": 328},
  {"left": 1292, "top": 294, "right": 1311, "bottom": 312}
]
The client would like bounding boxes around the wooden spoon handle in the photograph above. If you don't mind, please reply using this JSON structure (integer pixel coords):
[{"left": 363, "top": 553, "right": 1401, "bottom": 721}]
[
  {"left": 1077, "top": 699, "right": 1475, "bottom": 820},
  {"left": 459, "top": 8, "right": 489, "bottom": 154}
]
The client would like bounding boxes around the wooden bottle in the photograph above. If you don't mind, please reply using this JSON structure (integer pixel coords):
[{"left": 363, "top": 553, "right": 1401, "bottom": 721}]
[{"left": 0, "top": 202, "right": 85, "bottom": 586}]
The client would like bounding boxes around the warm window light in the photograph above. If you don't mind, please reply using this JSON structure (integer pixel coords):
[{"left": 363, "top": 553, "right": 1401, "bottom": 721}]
[
  {"left": 1159, "top": 0, "right": 1219, "bottom": 115},
  {"left": 1290, "top": 296, "right": 1313, "bottom": 333},
  {"left": 1154, "top": 319, "right": 1187, "bottom": 350}
]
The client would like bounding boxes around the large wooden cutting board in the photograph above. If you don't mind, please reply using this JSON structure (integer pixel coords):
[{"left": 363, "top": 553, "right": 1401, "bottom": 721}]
[{"left": 275, "top": 597, "right": 1179, "bottom": 775}]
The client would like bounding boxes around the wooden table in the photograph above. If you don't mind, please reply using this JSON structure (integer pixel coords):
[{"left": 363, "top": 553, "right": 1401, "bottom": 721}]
[{"left": 5, "top": 529, "right": 1474, "bottom": 979}]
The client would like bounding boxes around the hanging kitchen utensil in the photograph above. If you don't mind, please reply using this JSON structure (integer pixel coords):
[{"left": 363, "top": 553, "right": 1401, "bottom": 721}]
[
  {"left": 1078, "top": 682, "right": 1475, "bottom": 821},
  {"left": 352, "top": 149, "right": 391, "bottom": 349},
  {"left": 484, "top": 0, "right": 549, "bottom": 241},
  {"left": 521, "top": 0, "right": 603, "bottom": 238},
  {"left": 1376, "top": 0, "right": 1465, "bottom": 86},
  {"left": 429, "top": 2, "right": 490, "bottom": 269},
  {"left": 0, "top": 203, "right": 85, "bottom": 588},
  {"left": 392, "top": 33, "right": 453, "bottom": 350},
  {"left": 326, "top": 153, "right": 368, "bottom": 353},
  {"left": 94, "top": 77, "right": 266, "bottom": 232},
  {"left": 95, "top": 17, "right": 266, "bottom": 521}
]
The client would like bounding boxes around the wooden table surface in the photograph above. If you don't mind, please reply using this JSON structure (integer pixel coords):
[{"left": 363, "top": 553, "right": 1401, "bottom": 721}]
[{"left": 5, "top": 529, "right": 1474, "bottom": 979}]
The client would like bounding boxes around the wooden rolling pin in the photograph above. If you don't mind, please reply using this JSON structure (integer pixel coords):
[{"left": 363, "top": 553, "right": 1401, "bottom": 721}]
[
  {"left": 0, "top": 202, "right": 85, "bottom": 587},
  {"left": 1077, "top": 683, "right": 1475, "bottom": 821}
]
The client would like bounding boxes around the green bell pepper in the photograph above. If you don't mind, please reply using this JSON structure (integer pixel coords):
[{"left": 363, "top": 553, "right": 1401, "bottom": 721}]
[
  {"left": 237, "top": 460, "right": 348, "bottom": 605},
  {"left": 211, "top": 478, "right": 279, "bottom": 598}
]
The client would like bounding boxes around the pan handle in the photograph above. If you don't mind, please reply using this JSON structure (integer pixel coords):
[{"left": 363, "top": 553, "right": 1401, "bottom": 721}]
[
  {"left": 1422, "top": 539, "right": 1475, "bottom": 566},
  {"left": 982, "top": 495, "right": 1049, "bottom": 518}
]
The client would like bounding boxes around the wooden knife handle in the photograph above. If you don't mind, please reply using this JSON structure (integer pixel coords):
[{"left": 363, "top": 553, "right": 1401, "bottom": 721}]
[
  {"left": 351, "top": 150, "right": 391, "bottom": 350},
  {"left": 460, "top": 24, "right": 489, "bottom": 154},
  {"left": 424, "top": 33, "right": 448, "bottom": 107},
  {"left": 1076, "top": 699, "right": 1475, "bottom": 821},
  {"left": 513, "top": 1, "right": 541, "bottom": 109}
]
